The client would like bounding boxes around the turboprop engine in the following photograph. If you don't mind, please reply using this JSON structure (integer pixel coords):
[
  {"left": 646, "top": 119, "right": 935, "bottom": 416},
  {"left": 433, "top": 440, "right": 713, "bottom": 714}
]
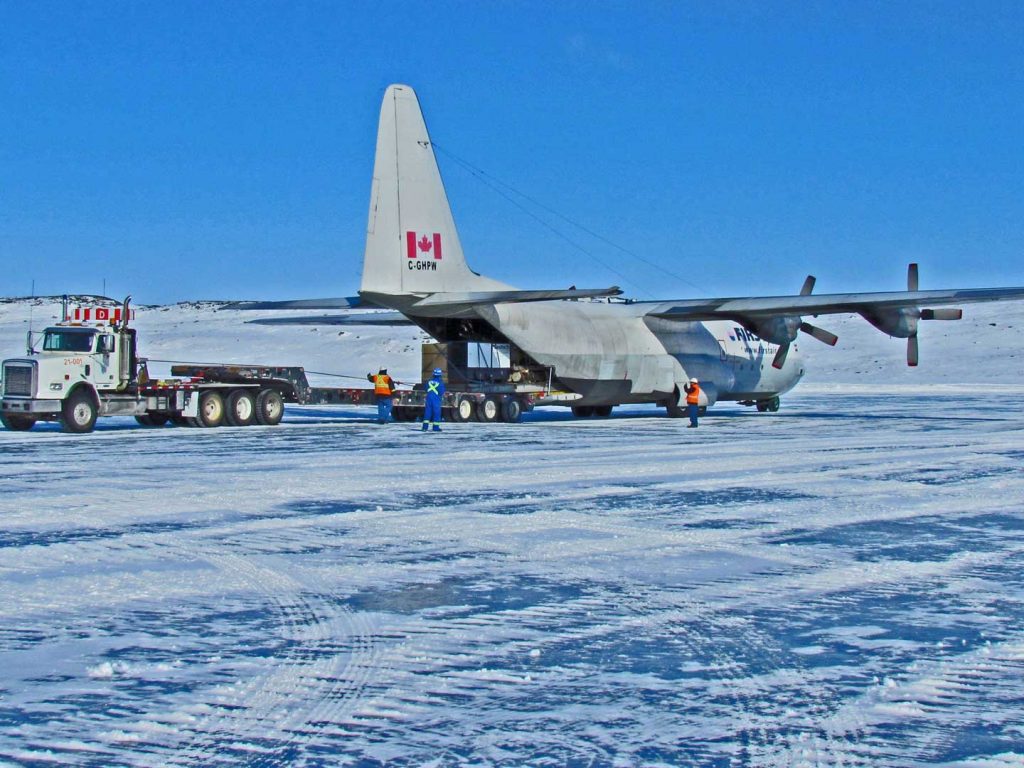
[
  {"left": 744, "top": 276, "right": 839, "bottom": 369},
  {"left": 858, "top": 264, "right": 963, "bottom": 366}
]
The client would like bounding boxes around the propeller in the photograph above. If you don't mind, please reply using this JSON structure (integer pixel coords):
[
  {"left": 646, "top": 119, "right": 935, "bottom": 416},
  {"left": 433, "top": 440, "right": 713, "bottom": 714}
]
[
  {"left": 770, "top": 275, "right": 839, "bottom": 369},
  {"left": 905, "top": 263, "right": 962, "bottom": 366}
]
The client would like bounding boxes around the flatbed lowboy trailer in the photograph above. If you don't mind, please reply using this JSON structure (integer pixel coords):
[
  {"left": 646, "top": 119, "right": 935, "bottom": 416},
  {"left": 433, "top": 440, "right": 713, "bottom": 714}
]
[{"left": 1, "top": 298, "right": 538, "bottom": 433}]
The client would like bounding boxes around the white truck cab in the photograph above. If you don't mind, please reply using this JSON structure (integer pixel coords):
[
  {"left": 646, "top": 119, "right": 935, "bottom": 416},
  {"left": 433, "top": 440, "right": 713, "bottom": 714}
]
[
  {"left": 2, "top": 300, "right": 140, "bottom": 432},
  {"left": 2, "top": 296, "right": 284, "bottom": 434}
]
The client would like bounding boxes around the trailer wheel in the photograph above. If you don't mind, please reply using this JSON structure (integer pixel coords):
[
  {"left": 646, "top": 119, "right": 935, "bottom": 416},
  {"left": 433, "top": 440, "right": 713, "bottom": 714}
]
[
  {"left": 394, "top": 406, "right": 418, "bottom": 422},
  {"left": 571, "top": 405, "right": 594, "bottom": 418},
  {"left": 170, "top": 414, "right": 191, "bottom": 427},
  {"left": 255, "top": 388, "right": 284, "bottom": 426},
  {"left": 501, "top": 398, "right": 524, "bottom": 423},
  {"left": 135, "top": 413, "right": 168, "bottom": 427},
  {"left": 225, "top": 389, "right": 256, "bottom": 426},
  {"left": 477, "top": 397, "right": 501, "bottom": 423},
  {"left": 451, "top": 397, "right": 474, "bottom": 423},
  {"left": 593, "top": 405, "right": 613, "bottom": 418},
  {"left": 1, "top": 414, "right": 35, "bottom": 431},
  {"left": 195, "top": 391, "right": 225, "bottom": 428},
  {"left": 61, "top": 389, "right": 98, "bottom": 433}
]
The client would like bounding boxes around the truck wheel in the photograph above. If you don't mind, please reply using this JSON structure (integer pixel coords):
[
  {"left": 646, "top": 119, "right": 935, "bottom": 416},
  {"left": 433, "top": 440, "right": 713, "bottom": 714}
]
[
  {"left": 225, "top": 389, "right": 256, "bottom": 426},
  {"left": 501, "top": 397, "right": 524, "bottom": 423},
  {"left": 170, "top": 414, "right": 191, "bottom": 427},
  {"left": 1, "top": 414, "right": 35, "bottom": 431},
  {"left": 255, "top": 388, "right": 284, "bottom": 426},
  {"left": 477, "top": 397, "right": 501, "bottom": 423},
  {"left": 135, "top": 414, "right": 168, "bottom": 427},
  {"left": 451, "top": 397, "right": 474, "bottom": 423},
  {"left": 196, "top": 391, "right": 225, "bottom": 428},
  {"left": 61, "top": 390, "right": 98, "bottom": 433},
  {"left": 593, "top": 405, "right": 613, "bottom": 418}
]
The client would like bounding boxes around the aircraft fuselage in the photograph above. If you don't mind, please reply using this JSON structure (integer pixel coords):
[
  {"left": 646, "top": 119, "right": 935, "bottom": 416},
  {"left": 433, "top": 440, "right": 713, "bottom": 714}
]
[{"left": 395, "top": 298, "right": 803, "bottom": 408}]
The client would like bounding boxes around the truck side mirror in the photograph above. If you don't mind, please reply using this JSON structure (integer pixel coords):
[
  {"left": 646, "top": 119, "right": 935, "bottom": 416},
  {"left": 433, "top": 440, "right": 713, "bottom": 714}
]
[{"left": 98, "top": 335, "right": 115, "bottom": 354}]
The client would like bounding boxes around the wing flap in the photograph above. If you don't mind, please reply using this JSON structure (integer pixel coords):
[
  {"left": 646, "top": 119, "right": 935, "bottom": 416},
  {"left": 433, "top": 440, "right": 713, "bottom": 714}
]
[{"left": 411, "top": 286, "right": 622, "bottom": 310}]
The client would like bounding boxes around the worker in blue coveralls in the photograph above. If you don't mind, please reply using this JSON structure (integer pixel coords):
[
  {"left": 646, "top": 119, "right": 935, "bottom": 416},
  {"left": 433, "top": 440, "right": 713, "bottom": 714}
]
[{"left": 422, "top": 368, "right": 445, "bottom": 432}]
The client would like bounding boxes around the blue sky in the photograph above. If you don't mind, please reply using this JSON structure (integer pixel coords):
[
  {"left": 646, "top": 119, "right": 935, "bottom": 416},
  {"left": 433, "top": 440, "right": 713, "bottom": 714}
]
[{"left": 2, "top": 1, "right": 1022, "bottom": 303}]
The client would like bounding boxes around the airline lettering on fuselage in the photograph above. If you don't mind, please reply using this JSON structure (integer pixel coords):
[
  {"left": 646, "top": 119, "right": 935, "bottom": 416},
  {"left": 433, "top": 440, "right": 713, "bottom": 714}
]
[{"left": 731, "top": 327, "right": 760, "bottom": 343}]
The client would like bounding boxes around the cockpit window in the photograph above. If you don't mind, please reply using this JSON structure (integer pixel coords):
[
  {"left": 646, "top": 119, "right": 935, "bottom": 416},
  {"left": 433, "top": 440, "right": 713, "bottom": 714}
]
[{"left": 43, "top": 329, "right": 95, "bottom": 352}]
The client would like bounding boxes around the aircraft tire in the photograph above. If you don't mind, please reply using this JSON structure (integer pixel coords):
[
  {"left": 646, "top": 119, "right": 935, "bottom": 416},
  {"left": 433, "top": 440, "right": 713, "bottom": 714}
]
[
  {"left": 225, "top": 389, "right": 256, "bottom": 427},
  {"left": 255, "top": 388, "right": 284, "bottom": 426},
  {"left": 767, "top": 396, "right": 780, "bottom": 413}
]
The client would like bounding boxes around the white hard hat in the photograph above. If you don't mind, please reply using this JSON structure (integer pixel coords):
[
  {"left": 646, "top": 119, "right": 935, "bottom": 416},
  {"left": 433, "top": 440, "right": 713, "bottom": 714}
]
[{"left": 690, "top": 377, "right": 699, "bottom": 384}]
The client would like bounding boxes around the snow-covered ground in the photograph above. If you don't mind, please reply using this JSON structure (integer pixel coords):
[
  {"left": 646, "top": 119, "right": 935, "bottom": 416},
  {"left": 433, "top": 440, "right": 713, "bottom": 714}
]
[{"left": 2, "top": 297, "right": 1024, "bottom": 766}]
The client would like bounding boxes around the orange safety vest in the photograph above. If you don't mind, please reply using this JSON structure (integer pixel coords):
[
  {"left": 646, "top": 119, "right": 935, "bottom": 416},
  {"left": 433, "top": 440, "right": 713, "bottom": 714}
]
[
  {"left": 373, "top": 374, "right": 393, "bottom": 396},
  {"left": 685, "top": 383, "right": 700, "bottom": 405}
]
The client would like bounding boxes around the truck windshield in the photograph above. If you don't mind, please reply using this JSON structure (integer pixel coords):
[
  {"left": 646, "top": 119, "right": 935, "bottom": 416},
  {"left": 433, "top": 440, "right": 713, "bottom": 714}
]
[{"left": 43, "top": 329, "right": 96, "bottom": 352}]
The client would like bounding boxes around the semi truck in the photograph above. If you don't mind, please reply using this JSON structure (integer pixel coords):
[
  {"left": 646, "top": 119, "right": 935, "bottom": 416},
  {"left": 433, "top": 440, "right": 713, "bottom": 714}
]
[{"left": 1, "top": 298, "right": 543, "bottom": 433}]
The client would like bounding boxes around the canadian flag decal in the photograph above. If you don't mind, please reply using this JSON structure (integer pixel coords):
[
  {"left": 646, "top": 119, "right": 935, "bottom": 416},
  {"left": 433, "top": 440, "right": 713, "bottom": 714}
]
[{"left": 406, "top": 231, "right": 443, "bottom": 260}]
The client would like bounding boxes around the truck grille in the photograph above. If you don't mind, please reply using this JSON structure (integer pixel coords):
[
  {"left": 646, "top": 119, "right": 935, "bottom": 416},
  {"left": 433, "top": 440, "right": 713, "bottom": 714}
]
[{"left": 3, "top": 364, "right": 34, "bottom": 396}]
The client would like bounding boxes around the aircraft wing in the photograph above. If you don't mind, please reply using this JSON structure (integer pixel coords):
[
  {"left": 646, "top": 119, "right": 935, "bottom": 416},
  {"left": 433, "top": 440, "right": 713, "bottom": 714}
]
[
  {"left": 642, "top": 269, "right": 1024, "bottom": 368},
  {"left": 643, "top": 287, "right": 1024, "bottom": 321}
]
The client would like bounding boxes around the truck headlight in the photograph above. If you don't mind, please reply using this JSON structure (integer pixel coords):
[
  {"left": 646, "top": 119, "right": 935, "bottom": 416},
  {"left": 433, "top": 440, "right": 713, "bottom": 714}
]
[{"left": 50, "top": 383, "right": 64, "bottom": 391}]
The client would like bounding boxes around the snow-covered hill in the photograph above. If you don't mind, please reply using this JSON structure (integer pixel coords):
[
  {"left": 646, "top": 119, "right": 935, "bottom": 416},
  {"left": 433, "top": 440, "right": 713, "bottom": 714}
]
[{"left": 2, "top": 295, "right": 1022, "bottom": 389}]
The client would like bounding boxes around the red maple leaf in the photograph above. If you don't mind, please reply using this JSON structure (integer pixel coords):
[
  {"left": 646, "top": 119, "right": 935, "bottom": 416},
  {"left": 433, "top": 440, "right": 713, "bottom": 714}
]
[{"left": 418, "top": 235, "right": 432, "bottom": 253}]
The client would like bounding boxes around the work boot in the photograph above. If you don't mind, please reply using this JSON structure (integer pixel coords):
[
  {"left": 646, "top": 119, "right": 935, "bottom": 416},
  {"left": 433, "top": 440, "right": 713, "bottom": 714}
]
[
  {"left": 421, "top": 424, "right": 429, "bottom": 432},
  {"left": 432, "top": 426, "right": 442, "bottom": 432}
]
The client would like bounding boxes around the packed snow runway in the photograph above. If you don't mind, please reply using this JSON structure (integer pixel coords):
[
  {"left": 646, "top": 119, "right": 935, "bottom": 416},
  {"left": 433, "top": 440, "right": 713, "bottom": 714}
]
[{"left": 2, "top": 389, "right": 1023, "bottom": 766}]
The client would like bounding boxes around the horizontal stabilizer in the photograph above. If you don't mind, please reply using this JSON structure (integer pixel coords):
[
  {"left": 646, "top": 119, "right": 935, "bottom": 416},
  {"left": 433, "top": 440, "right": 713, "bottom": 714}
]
[
  {"left": 224, "top": 296, "right": 376, "bottom": 311},
  {"left": 412, "top": 286, "right": 622, "bottom": 310},
  {"left": 246, "top": 311, "right": 412, "bottom": 326}
]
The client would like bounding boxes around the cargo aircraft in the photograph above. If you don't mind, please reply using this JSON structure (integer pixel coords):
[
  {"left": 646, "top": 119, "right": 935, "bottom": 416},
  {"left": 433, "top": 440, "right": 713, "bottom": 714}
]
[{"left": 236, "top": 84, "right": 1024, "bottom": 415}]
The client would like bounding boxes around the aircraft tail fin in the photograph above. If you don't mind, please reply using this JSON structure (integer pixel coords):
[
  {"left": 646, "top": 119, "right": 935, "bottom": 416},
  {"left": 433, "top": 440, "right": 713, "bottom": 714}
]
[{"left": 360, "top": 84, "right": 510, "bottom": 299}]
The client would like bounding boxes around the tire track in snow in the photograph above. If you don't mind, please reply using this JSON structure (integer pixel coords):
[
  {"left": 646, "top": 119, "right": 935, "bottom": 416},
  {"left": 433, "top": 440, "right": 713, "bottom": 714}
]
[{"left": 155, "top": 548, "right": 379, "bottom": 767}]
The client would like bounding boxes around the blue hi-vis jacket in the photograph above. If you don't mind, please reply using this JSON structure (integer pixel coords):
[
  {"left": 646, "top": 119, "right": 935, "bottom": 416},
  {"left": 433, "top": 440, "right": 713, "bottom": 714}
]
[{"left": 425, "top": 377, "right": 445, "bottom": 403}]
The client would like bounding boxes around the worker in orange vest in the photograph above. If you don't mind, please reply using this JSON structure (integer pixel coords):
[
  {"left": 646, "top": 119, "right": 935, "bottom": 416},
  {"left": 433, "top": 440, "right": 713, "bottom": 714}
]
[
  {"left": 367, "top": 368, "right": 395, "bottom": 423},
  {"left": 683, "top": 377, "right": 701, "bottom": 428}
]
